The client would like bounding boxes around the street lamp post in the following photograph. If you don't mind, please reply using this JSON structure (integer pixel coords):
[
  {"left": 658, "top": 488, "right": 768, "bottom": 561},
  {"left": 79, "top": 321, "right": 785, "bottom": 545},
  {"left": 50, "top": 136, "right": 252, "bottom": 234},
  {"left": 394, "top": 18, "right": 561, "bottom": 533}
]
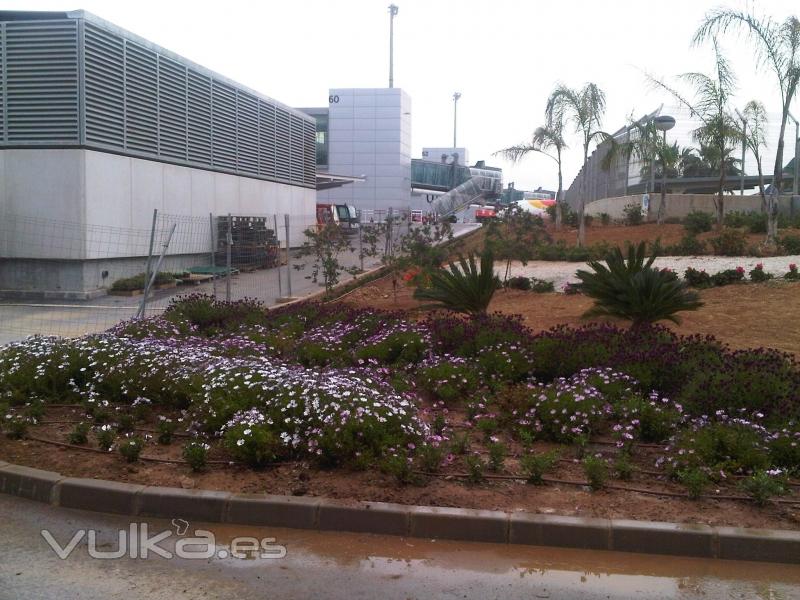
[
  {"left": 452, "top": 92, "right": 461, "bottom": 149},
  {"left": 388, "top": 5, "right": 399, "bottom": 88},
  {"left": 653, "top": 115, "right": 676, "bottom": 224}
]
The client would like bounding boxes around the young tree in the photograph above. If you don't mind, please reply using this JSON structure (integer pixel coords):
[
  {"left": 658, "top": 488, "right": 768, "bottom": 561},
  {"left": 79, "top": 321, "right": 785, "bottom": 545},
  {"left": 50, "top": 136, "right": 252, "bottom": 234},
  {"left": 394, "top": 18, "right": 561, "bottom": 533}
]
[
  {"left": 483, "top": 204, "right": 550, "bottom": 285},
  {"left": 546, "top": 83, "right": 608, "bottom": 247},
  {"left": 495, "top": 120, "right": 568, "bottom": 230},
  {"left": 739, "top": 100, "right": 770, "bottom": 213},
  {"left": 295, "top": 223, "right": 354, "bottom": 293},
  {"left": 695, "top": 8, "right": 800, "bottom": 242},
  {"left": 648, "top": 40, "right": 740, "bottom": 229}
]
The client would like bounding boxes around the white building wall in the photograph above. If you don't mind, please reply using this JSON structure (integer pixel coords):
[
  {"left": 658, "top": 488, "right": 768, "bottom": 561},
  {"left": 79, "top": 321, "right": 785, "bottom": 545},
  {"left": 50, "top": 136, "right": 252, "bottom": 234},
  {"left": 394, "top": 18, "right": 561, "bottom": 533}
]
[
  {"left": 318, "top": 88, "right": 412, "bottom": 213},
  {"left": 1, "top": 148, "right": 316, "bottom": 261}
]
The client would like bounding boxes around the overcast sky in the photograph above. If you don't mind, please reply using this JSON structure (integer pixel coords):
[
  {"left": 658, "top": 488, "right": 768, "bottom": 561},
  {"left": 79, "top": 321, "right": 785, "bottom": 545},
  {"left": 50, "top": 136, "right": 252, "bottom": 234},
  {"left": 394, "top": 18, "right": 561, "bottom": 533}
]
[{"left": 4, "top": 0, "right": 799, "bottom": 192}]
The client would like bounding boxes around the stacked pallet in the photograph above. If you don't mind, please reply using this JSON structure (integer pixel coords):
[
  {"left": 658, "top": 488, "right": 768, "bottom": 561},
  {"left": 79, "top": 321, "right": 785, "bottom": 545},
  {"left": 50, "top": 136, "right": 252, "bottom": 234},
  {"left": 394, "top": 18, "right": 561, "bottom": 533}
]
[{"left": 216, "top": 216, "right": 280, "bottom": 270}]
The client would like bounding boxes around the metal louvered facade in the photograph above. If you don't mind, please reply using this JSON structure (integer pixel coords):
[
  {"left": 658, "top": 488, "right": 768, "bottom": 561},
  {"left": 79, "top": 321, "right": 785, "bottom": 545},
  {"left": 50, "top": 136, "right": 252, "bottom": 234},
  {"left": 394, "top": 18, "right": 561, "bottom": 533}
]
[{"left": 0, "top": 11, "right": 315, "bottom": 189}]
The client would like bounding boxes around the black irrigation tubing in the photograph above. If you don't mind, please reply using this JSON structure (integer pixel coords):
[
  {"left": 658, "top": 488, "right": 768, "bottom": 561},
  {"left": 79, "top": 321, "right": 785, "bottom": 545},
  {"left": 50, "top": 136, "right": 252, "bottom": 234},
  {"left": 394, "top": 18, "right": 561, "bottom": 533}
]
[
  {"left": 38, "top": 421, "right": 194, "bottom": 439},
  {"left": 415, "top": 470, "right": 800, "bottom": 505},
  {"left": 25, "top": 434, "right": 235, "bottom": 466},
  {"left": 17, "top": 435, "right": 800, "bottom": 505}
]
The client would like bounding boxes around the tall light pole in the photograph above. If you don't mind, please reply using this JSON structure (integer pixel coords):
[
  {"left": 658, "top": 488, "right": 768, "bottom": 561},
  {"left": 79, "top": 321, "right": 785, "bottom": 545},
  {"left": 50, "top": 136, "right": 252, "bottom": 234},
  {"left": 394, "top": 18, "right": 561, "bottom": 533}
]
[
  {"left": 452, "top": 92, "right": 461, "bottom": 148},
  {"left": 388, "top": 4, "right": 399, "bottom": 88},
  {"left": 789, "top": 111, "right": 799, "bottom": 197},
  {"left": 654, "top": 115, "right": 676, "bottom": 224}
]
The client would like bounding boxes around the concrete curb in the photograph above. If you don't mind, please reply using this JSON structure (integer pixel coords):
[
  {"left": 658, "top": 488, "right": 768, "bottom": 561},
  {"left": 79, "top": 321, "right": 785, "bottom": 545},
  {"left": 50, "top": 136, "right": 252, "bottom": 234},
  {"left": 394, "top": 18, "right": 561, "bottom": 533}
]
[{"left": 0, "top": 462, "right": 797, "bottom": 564}]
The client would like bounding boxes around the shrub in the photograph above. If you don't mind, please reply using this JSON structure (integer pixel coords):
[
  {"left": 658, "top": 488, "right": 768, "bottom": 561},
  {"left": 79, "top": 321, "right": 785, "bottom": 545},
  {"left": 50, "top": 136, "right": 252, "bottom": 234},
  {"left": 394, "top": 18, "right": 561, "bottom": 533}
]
[
  {"left": 68, "top": 422, "right": 90, "bottom": 445},
  {"left": 450, "top": 432, "right": 471, "bottom": 455},
  {"left": 666, "top": 420, "right": 770, "bottom": 476},
  {"left": 677, "top": 468, "right": 710, "bottom": 499},
  {"left": 749, "top": 263, "right": 773, "bottom": 283},
  {"left": 183, "top": 441, "right": 209, "bottom": 471},
  {"left": 709, "top": 228, "right": 747, "bottom": 256},
  {"left": 116, "top": 412, "right": 135, "bottom": 434},
  {"left": 710, "top": 267, "right": 745, "bottom": 286},
  {"left": 563, "top": 282, "right": 581, "bottom": 295},
  {"left": 613, "top": 453, "right": 634, "bottom": 480},
  {"left": 767, "top": 429, "right": 800, "bottom": 474},
  {"left": 464, "top": 453, "right": 486, "bottom": 483},
  {"left": 4, "top": 414, "right": 29, "bottom": 439},
  {"left": 413, "top": 251, "right": 500, "bottom": 315},
  {"left": 739, "top": 470, "right": 786, "bottom": 506},
  {"left": 519, "top": 450, "right": 560, "bottom": 484},
  {"left": 582, "top": 455, "right": 608, "bottom": 490},
  {"left": 622, "top": 203, "right": 644, "bottom": 226},
  {"left": 613, "top": 393, "right": 683, "bottom": 443},
  {"left": 666, "top": 235, "right": 706, "bottom": 256},
  {"left": 110, "top": 271, "right": 177, "bottom": 292},
  {"left": 416, "top": 357, "right": 480, "bottom": 404},
  {"left": 96, "top": 425, "right": 116, "bottom": 451},
  {"left": 785, "top": 263, "right": 799, "bottom": 280},
  {"left": 531, "top": 279, "right": 555, "bottom": 293},
  {"left": 600, "top": 213, "right": 611, "bottom": 226},
  {"left": 684, "top": 210, "right": 713, "bottom": 235},
  {"left": 157, "top": 417, "right": 178, "bottom": 445},
  {"left": 417, "top": 442, "right": 445, "bottom": 472},
  {"left": 684, "top": 267, "right": 712, "bottom": 288},
  {"left": 576, "top": 242, "right": 702, "bottom": 326},
  {"left": 724, "top": 211, "right": 766, "bottom": 233},
  {"left": 223, "top": 422, "right": 283, "bottom": 468},
  {"left": 506, "top": 276, "right": 531, "bottom": 290},
  {"left": 381, "top": 451, "right": 416, "bottom": 484},
  {"left": 119, "top": 435, "right": 144, "bottom": 463},
  {"left": 779, "top": 234, "right": 800, "bottom": 255},
  {"left": 164, "top": 294, "right": 268, "bottom": 334},
  {"left": 487, "top": 440, "right": 507, "bottom": 471}
]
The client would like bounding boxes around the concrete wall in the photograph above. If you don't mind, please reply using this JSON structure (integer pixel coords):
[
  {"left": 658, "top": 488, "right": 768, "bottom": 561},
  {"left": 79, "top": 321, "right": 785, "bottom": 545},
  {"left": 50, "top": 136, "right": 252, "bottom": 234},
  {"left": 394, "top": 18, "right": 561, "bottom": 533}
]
[
  {"left": 584, "top": 193, "right": 799, "bottom": 220},
  {"left": 318, "top": 88, "right": 412, "bottom": 213},
  {"left": 0, "top": 148, "right": 316, "bottom": 297}
]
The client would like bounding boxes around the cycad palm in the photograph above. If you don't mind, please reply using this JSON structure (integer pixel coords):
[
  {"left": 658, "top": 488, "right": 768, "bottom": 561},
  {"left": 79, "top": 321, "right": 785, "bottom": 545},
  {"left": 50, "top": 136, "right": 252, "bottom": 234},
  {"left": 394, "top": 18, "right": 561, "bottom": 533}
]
[
  {"left": 414, "top": 251, "right": 500, "bottom": 315},
  {"left": 575, "top": 242, "right": 703, "bottom": 328}
]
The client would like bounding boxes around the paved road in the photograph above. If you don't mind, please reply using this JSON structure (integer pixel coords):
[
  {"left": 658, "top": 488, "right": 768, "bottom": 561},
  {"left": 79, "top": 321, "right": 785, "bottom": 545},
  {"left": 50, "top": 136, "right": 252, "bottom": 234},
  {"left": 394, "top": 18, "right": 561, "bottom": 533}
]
[{"left": 0, "top": 495, "right": 798, "bottom": 600}]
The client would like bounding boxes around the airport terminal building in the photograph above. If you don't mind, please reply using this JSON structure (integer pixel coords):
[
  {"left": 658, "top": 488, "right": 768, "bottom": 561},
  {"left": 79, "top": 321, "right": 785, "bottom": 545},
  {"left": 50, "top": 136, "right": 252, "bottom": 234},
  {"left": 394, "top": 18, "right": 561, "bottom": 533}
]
[{"left": 0, "top": 10, "right": 317, "bottom": 297}]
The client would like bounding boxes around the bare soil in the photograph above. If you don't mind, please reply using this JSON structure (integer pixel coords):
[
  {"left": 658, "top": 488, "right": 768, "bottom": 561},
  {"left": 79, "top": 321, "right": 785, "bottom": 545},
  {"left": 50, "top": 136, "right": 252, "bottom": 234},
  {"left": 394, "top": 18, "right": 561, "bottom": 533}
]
[
  {"left": 2, "top": 406, "right": 800, "bottom": 531},
  {"left": 341, "top": 277, "right": 800, "bottom": 357}
]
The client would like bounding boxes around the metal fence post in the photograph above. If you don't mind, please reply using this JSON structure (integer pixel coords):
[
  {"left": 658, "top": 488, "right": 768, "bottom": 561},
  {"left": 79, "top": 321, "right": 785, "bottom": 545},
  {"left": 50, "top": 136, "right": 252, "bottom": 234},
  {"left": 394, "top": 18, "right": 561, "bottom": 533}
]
[
  {"left": 274, "top": 214, "right": 283, "bottom": 299},
  {"left": 284, "top": 214, "right": 293, "bottom": 297},
  {"left": 358, "top": 217, "right": 364, "bottom": 272},
  {"left": 138, "top": 222, "right": 176, "bottom": 319},
  {"left": 225, "top": 213, "right": 232, "bottom": 301},
  {"left": 209, "top": 213, "right": 217, "bottom": 298},
  {"left": 138, "top": 209, "right": 158, "bottom": 319}
]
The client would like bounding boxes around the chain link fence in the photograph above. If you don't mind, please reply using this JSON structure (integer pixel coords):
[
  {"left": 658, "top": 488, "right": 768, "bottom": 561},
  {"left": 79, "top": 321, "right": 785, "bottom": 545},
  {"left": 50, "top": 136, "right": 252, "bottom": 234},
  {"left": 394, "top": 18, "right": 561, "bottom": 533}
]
[{"left": 0, "top": 208, "right": 412, "bottom": 345}]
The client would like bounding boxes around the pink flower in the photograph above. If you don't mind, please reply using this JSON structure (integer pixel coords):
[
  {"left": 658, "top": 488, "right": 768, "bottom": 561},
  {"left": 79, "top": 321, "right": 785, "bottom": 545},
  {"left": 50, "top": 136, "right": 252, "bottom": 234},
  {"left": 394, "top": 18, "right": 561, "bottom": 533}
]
[{"left": 736, "top": 266, "right": 745, "bottom": 274}]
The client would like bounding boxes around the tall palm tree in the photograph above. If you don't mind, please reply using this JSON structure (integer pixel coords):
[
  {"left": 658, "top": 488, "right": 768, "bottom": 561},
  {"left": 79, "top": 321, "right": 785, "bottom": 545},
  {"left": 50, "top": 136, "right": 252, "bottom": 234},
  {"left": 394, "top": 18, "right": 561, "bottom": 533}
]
[
  {"left": 546, "top": 83, "right": 608, "bottom": 247},
  {"left": 648, "top": 40, "right": 740, "bottom": 229},
  {"left": 606, "top": 116, "right": 676, "bottom": 224},
  {"left": 739, "top": 100, "right": 769, "bottom": 213},
  {"left": 694, "top": 8, "right": 800, "bottom": 242},
  {"left": 495, "top": 120, "right": 568, "bottom": 229}
]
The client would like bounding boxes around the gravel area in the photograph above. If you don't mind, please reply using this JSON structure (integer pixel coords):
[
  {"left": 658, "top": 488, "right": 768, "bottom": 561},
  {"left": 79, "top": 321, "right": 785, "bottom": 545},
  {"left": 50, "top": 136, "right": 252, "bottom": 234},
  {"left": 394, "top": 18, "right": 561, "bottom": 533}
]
[{"left": 499, "top": 255, "right": 800, "bottom": 292}]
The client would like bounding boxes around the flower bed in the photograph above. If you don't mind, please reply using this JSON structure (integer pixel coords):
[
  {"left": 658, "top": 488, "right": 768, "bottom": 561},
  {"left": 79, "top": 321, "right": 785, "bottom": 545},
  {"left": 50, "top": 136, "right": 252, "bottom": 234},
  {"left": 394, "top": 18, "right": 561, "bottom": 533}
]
[{"left": 1, "top": 295, "right": 799, "bottom": 519}]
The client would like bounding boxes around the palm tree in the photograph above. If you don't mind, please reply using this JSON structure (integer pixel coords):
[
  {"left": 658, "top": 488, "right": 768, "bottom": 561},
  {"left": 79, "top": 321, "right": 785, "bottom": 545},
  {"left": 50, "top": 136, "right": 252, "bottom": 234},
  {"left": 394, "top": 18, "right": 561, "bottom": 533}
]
[
  {"left": 694, "top": 8, "right": 800, "bottom": 243},
  {"left": 648, "top": 40, "right": 740, "bottom": 229},
  {"left": 739, "top": 100, "right": 769, "bottom": 213},
  {"left": 546, "top": 83, "right": 608, "bottom": 247},
  {"left": 495, "top": 120, "right": 568, "bottom": 229},
  {"left": 606, "top": 116, "right": 677, "bottom": 224}
]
